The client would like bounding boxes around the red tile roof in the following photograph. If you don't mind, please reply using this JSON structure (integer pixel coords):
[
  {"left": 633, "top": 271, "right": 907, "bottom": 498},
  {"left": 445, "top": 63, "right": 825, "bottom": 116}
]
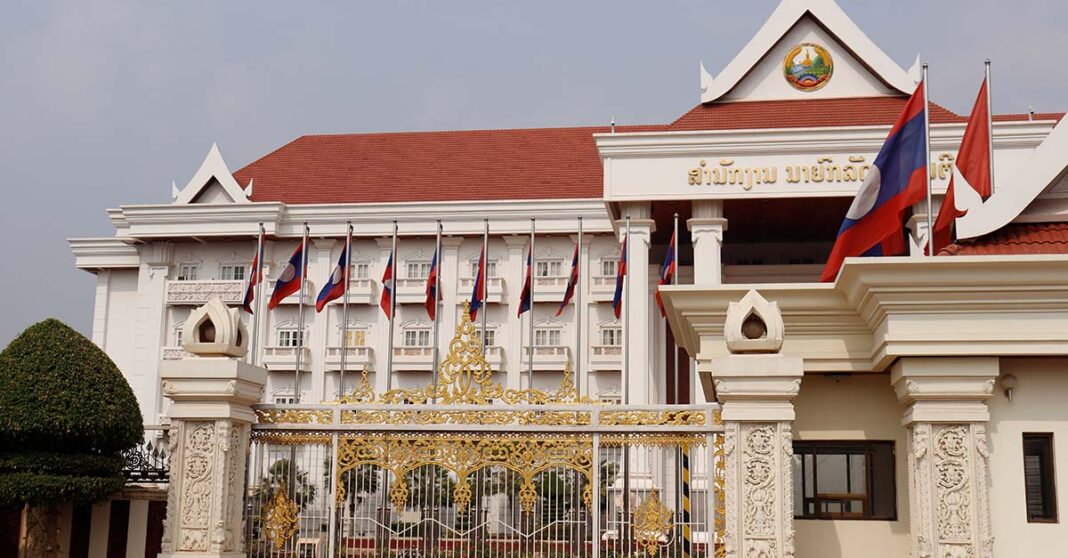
[
  {"left": 668, "top": 96, "right": 968, "bottom": 131},
  {"left": 234, "top": 97, "right": 1063, "bottom": 205},
  {"left": 939, "top": 223, "right": 1068, "bottom": 256},
  {"left": 235, "top": 125, "right": 661, "bottom": 205}
]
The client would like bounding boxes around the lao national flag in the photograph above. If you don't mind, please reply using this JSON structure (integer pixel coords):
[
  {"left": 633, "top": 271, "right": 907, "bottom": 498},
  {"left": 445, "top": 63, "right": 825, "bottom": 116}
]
[
  {"left": 655, "top": 229, "right": 677, "bottom": 317},
  {"left": 268, "top": 244, "right": 305, "bottom": 309},
  {"left": 517, "top": 248, "right": 533, "bottom": 317},
  {"left": 380, "top": 251, "right": 395, "bottom": 318},
  {"left": 241, "top": 242, "right": 264, "bottom": 313},
  {"left": 425, "top": 247, "right": 440, "bottom": 320},
  {"left": 821, "top": 82, "right": 929, "bottom": 282},
  {"left": 611, "top": 235, "right": 628, "bottom": 319},
  {"left": 555, "top": 244, "right": 579, "bottom": 317},
  {"left": 931, "top": 78, "right": 992, "bottom": 254},
  {"left": 315, "top": 247, "right": 349, "bottom": 313},
  {"left": 469, "top": 247, "right": 486, "bottom": 320}
]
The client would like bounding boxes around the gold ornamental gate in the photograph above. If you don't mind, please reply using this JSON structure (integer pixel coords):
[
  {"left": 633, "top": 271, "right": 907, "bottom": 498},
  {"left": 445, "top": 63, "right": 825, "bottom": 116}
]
[{"left": 245, "top": 309, "right": 724, "bottom": 557}]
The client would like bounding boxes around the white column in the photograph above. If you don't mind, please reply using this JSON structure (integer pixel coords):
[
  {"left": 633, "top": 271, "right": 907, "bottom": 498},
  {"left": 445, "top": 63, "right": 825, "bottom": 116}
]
[
  {"left": 688, "top": 200, "right": 726, "bottom": 285},
  {"left": 503, "top": 235, "right": 527, "bottom": 389},
  {"left": 86, "top": 502, "right": 110, "bottom": 558},
  {"left": 309, "top": 238, "right": 335, "bottom": 401},
  {"left": 891, "top": 357, "right": 997, "bottom": 558},
  {"left": 135, "top": 242, "right": 173, "bottom": 424},
  {"left": 571, "top": 232, "right": 593, "bottom": 397},
  {"left": 91, "top": 270, "right": 111, "bottom": 348},
  {"left": 124, "top": 499, "right": 150, "bottom": 558},
  {"left": 621, "top": 202, "right": 654, "bottom": 404},
  {"left": 373, "top": 237, "right": 393, "bottom": 393},
  {"left": 440, "top": 237, "right": 464, "bottom": 355}
]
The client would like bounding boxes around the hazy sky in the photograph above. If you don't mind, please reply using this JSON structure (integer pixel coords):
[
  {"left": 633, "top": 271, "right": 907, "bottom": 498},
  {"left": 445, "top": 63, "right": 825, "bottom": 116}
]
[{"left": 1, "top": 0, "right": 1065, "bottom": 347}]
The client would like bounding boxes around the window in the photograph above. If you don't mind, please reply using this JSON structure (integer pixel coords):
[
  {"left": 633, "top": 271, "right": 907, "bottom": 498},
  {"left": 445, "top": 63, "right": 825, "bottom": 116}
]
[
  {"left": 342, "top": 330, "right": 366, "bottom": 347},
  {"left": 351, "top": 263, "right": 370, "bottom": 279},
  {"left": 220, "top": 264, "right": 246, "bottom": 281},
  {"left": 277, "top": 329, "right": 304, "bottom": 348},
  {"left": 174, "top": 328, "right": 183, "bottom": 346},
  {"left": 792, "top": 441, "right": 896, "bottom": 520},
  {"left": 1024, "top": 433, "right": 1058, "bottom": 522},
  {"left": 273, "top": 394, "right": 296, "bottom": 405},
  {"left": 535, "top": 328, "right": 561, "bottom": 347},
  {"left": 406, "top": 261, "right": 431, "bottom": 279},
  {"left": 470, "top": 261, "right": 498, "bottom": 278},
  {"left": 475, "top": 329, "right": 496, "bottom": 347},
  {"left": 404, "top": 329, "right": 431, "bottom": 347},
  {"left": 177, "top": 263, "right": 199, "bottom": 281},
  {"left": 600, "top": 259, "right": 618, "bottom": 277},
  {"left": 536, "top": 260, "right": 562, "bottom": 277},
  {"left": 601, "top": 327, "right": 622, "bottom": 346}
]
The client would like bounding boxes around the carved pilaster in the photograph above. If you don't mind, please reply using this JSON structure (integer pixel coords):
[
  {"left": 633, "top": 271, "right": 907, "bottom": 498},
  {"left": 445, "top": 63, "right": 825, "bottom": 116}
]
[
  {"left": 160, "top": 300, "right": 267, "bottom": 558},
  {"left": 893, "top": 357, "right": 997, "bottom": 558}
]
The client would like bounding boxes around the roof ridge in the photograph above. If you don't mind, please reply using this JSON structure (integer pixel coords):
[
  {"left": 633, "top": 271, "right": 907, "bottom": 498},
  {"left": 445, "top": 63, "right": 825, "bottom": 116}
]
[{"left": 295, "top": 123, "right": 665, "bottom": 140}]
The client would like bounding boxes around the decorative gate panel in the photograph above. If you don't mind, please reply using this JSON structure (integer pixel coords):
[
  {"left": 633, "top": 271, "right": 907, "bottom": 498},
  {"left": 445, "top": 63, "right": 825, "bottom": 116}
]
[{"left": 244, "top": 307, "right": 723, "bottom": 557}]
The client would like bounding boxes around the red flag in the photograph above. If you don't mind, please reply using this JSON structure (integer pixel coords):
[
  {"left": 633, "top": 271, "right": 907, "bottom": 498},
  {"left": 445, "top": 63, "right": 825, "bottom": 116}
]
[
  {"left": 425, "top": 247, "right": 440, "bottom": 320},
  {"left": 611, "top": 235, "right": 627, "bottom": 319},
  {"left": 555, "top": 244, "right": 579, "bottom": 317},
  {"left": 380, "top": 251, "right": 395, "bottom": 318},
  {"left": 469, "top": 247, "right": 486, "bottom": 320},
  {"left": 655, "top": 229, "right": 677, "bottom": 317},
  {"left": 931, "top": 79, "right": 992, "bottom": 254},
  {"left": 241, "top": 242, "right": 264, "bottom": 313}
]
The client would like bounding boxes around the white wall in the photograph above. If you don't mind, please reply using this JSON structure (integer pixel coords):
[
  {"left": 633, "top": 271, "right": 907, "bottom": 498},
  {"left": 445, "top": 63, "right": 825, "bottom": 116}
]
[
  {"left": 988, "top": 358, "right": 1068, "bottom": 557},
  {"left": 792, "top": 373, "right": 909, "bottom": 558}
]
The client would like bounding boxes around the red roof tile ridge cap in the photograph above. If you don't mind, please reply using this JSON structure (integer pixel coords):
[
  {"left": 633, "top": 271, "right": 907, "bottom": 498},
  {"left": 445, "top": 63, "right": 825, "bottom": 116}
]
[{"left": 295, "top": 123, "right": 665, "bottom": 139}]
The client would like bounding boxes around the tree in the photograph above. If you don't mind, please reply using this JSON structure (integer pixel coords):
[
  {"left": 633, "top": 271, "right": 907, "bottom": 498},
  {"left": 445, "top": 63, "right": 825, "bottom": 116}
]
[
  {"left": 0, "top": 319, "right": 143, "bottom": 556},
  {"left": 255, "top": 458, "right": 318, "bottom": 511}
]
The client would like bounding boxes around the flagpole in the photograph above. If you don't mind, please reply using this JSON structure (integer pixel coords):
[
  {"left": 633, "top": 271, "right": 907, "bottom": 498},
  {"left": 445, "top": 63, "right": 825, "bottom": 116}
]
[
  {"left": 623, "top": 215, "right": 631, "bottom": 405},
  {"left": 528, "top": 217, "right": 535, "bottom": 388},
  {"left": 295, "top": 222, "right": 309, "bottom": 403},
  {"left": 576, "top": 216, "right": 583, "bottom": 400},
  {"left": 431, "top": 219, "right": 442, "bottom": 400},
  {"left": 985, "top": 59, "right": 995, "bottom": 195},
  {"left": 254, "top": 227, "right": 266, "bottom": 368},
  {"left": 622, "top": 214, "right": 632, "bottom": 549},
  {"left": 339, "top": 221, "right": 352, "bottom": 399},
  {"left": 249, "top": 223, "right": 264, "bottom": 366},
  {"left": 387, "top": 220, "right": 397, "bottom": 391},
  {"left": 481, "top": 219, "right": 488, "bottom": 353},
  {"left": 672, "top": 212, "right": 679, "bottom": 405},
  {"left": 922, "top": 63, "right": 934, "bottom": 257}
]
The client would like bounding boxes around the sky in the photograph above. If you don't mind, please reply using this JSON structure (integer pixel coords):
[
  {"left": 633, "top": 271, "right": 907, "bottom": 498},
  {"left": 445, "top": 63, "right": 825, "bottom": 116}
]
[{"left": 1, "top": 0, "right": 1066, "bottom": 347}]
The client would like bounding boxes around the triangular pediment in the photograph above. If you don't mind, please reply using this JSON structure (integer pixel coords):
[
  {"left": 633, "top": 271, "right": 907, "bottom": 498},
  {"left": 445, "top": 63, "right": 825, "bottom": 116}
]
[
  {"left": 701, "top": 0, "right": 918, "bottom": 103},
  {"left": 172, "top": 143, "right": 252, "bottom": 205}
]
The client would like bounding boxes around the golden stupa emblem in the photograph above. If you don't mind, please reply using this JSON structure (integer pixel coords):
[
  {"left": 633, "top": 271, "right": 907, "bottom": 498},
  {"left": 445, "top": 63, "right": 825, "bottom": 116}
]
[{"left": 783, "top": 43, "right": 833, "bottom": 91}]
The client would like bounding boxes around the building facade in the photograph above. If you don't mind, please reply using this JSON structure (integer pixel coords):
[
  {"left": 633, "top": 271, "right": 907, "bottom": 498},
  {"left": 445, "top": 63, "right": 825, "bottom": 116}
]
[{"left": 69, "top": 0, "right": 1068, "bottom": 556}]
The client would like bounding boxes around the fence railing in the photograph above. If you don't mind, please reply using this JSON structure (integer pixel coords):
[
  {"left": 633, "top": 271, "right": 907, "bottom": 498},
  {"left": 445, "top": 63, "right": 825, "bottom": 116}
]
[{"left": 122, "top": 425, "right": 171, "bottom": 484}]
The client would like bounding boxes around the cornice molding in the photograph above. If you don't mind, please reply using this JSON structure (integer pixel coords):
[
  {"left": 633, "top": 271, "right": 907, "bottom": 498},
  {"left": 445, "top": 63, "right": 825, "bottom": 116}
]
[{"left": 662, "top": 255, "right": 1068, "bottom": 372}]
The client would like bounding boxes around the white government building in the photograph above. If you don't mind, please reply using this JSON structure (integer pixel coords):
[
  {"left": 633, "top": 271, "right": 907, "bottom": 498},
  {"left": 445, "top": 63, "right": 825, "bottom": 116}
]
[{"left": 69, "top": 0, "right": 1068, "bottom": 556}]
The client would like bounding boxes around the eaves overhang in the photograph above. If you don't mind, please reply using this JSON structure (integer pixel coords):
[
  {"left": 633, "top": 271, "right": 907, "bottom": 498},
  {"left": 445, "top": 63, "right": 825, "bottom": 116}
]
[{"left": 661, "top": 255, "right": 1068, "bottom": 373}]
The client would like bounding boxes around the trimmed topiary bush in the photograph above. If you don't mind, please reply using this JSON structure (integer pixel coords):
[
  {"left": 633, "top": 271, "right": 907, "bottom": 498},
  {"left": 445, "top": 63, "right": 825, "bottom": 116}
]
[{"left": 0, "top": 319, "right": 143, "bottom": 507}]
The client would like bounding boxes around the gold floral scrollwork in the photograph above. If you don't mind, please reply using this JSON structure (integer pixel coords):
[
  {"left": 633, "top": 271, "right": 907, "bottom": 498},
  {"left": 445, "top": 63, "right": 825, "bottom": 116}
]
[
  {"left": 714, "top": 431, "right": 726, "bottom": 558},
  {"left": 263, "top": 483, "right": 299, "bottom": 549},
  {"left": 453, "top": 478, "right": 473, "bottom": 513},
  {"left": 255, "top": 408, "right": 332, "bottom": 425},
  {"left": 599, "top": 410, "right": 706, "bottom": 426},
  {"left": 633, "top": 490, "right": 673, "bottom": 556},
  {"left": 518, "top": 479, "right": 538, "bottom": 513},
  {"left": 389, "top": 479, "right": 409, "bottom": 510}
]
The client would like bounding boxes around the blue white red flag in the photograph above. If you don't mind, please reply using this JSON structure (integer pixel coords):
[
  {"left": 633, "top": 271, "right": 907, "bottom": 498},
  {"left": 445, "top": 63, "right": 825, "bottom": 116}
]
[
  {"left": 268, "top": 243, "right": 305, "bottom": 309},
  {"left": 611, "top": 235, "right": 628, "bottom": 319},
  {"left": 517, "top": 248, "right": 533, "bottom": 317},
  {"left": 315, "top": 247, "right": 349, "bottom": 313},
  {"left": 469, "top": 247, "right": 486, "bottom": 320},
  {"left": 555, "top": 244, "right": 579, "bottom": 317},
  {"left": 241, "top": 242, "right": 265, "bottom": 313},
  {"left": 655, "top": 229, "right": 677, "bottom": 317},
  {"left": 821, "top": 81, "right": 929, "bottom": 282},
  {"left": 425, "top": 247, "right": 440, "bottom": 320},
  {"left": 380, "top": 251, "right": 395, "bottom": 318}
]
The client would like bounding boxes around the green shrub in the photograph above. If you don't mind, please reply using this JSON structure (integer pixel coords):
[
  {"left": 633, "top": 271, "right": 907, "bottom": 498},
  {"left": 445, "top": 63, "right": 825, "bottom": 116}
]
[{"left": 0, "top": 319, "right": 142, "bottom": 506}]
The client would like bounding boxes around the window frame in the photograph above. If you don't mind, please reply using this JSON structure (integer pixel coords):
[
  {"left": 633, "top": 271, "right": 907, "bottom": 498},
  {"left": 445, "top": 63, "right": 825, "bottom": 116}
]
[
  {"left": 177, "top": 263, "right": 200, "bottom": 281},
  {"left": 220, "top": 264, "right": 246, "bottom": 281},
  {"left": 406, "top": 261, "right": 432, "bottom": 280},
  {"left": 600, "top": 327, "right": 622, "bottom": 346},
  {"left": 792, "top": 440, "right": 897, "bottom": 521},
  {"left": 600, "top": 259, "right": 618, "bottom": 277},
  {"left": 1023, "top": 432, "right": 1058, "bottom": 523},
  {"left": 403, "top": 328, "right": 431, "bottom": 348},
  {"left": 277, "top": 329, "right": 305, "bottom": 348},
  {"left": 351, "top": 262, "right": 370, "bottom": 279},
  {"left": 535, "top": 260, "right": 563, "bottom": 278}
]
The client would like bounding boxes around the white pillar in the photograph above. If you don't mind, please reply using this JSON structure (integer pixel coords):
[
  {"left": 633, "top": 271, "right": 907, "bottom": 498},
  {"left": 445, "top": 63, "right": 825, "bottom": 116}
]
[
  {"left": 620, "top": 202, "right": 654, "bottom": 404},
  {"left": 706, "top": 290, "right": 801, "bottom": 558},
  {"left": 86, "top": 502, "right": 110, "bottom": 558},
  {"left": 892, "top": 357, "right": 997, "bottom": 558},
  {"left": 503, "top": 235, "right": 527, "bottom": 389},
  {"left": 136, "top": 242, "right": 173, "bottom": 424},
  {"left": 159, "top": 300, "right": 266, "bottom": 558},
  {"left": 309, "top": 238, "right": 334, "bottom": 401},
  {"left": 688, "top": 200, "right": 726, "bottom": 285},
  {"left": 373, "top": 237, "right": 393, "bottom": 393},
  {"left": 124, "top": 499, "right": 149, "bottom": 558}
]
